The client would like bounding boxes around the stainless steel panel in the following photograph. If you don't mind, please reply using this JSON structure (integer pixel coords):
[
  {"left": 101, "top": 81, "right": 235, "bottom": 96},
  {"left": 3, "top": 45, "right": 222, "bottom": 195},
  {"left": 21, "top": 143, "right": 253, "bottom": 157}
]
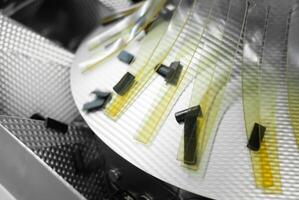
[
  {"left": 0, "top": 14, "right": 79, "bottom": 123},
  {"left": 0, "top": 124, "right": 85, "bottom": 200},
  {"left": 0, "top": 115, "right": 107, "bottom": 200}
]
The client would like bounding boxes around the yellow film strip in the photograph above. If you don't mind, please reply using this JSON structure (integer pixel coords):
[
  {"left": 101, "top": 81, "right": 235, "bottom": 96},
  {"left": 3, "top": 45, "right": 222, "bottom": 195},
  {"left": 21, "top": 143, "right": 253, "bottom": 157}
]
[
  {"left": 242, "top": 4, "right": 289, "bottom": 193},
  {"left": 135, "top": 0, "right": 228, "bottom": 144},
  {"left": 104, "top": 0, "right": 198, "bottom": 119},
  {"left": 177, "top": 0, "right": 247, "bottom": 172}
]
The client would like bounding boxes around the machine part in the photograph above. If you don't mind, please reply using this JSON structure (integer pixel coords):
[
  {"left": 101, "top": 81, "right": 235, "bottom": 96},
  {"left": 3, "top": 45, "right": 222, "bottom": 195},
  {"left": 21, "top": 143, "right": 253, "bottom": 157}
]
[
  {"left": 113, "top": 72, "right": 136, "bottom": 95},
  {"left": 83, "top": 99, "right": 106, "bottom": 113},
  {"left": 45, "top": 117, "right": 69, "bottom": 134},
  {"left": 183, "top": 116, "right": 198, "bottom": 165},
  {"left": 0, "top": 124, "right": 85, "bottom": 200},
  {"left": 118, "top": 50, "right": 135, "bottom": 64},
  {"left": 83, "top": 90, "right": 111, "bottom": 113},
  {"left": 104, "top": 0, "right": 197, "bottom": 119},
  {"left": 0, "top": 116, "right": 108, "bottom": 199},
  {"left": 0, "top": 116, "right": 90, "bottom": 149},
  {"left": 92, "top": 90, "right": 112, "bottom": 99},
  {"left": 155, "top": 61, "right": 183, "bottom": 85},
  {"left": 108, "top": 168, "right": 122, "bottom": 183},
  {"left": 175, "top": 105, "right": 201, "bottom": 124},
  {"left": 0, "top": 14, "right": 79, "bottom": 123},
  {"left": 247, "top": 123, "right": 266, "bottom": 151},
  {"left": 30, "top": 113, "right": 46, "bottom": 121}
]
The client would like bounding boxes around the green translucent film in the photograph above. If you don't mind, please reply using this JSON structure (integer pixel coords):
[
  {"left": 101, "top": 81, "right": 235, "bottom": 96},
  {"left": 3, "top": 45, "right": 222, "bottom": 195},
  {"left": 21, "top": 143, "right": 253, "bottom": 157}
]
[
  {"left": 241, "top": 3, "right": 292, "bottom": 193},
  {"left": 104, "top": 0, "right": 197, "bottom": 119},
  {"left": 177, "top": 0, "right": 248, "bottom": 171},
  {"left": 135, "top": 0, "right": 218, "bottom": 144},
  {"left": 287, "top": 8, "right": 299, "bottom": 149}
]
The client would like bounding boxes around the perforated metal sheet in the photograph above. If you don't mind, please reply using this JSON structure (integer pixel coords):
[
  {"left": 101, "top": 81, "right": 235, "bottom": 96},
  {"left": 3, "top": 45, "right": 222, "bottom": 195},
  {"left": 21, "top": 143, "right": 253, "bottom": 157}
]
[
  {"left": 71, "top": 0, "right": 299, "bottom": 199},
  {"left": 0, "top": 14, "right": 79, "bottom": 123},
  {"left": 0, "top": 115, "right": 107, "bottom": 200},
  {"left": 0, "top": 116, "right": 92, "bottom": 149},
  {"left": 0, "top": 14, "right": 73, "bottom": 65},
  {"left": 33, "top": 143, "right": 107, "bottom": 200}
]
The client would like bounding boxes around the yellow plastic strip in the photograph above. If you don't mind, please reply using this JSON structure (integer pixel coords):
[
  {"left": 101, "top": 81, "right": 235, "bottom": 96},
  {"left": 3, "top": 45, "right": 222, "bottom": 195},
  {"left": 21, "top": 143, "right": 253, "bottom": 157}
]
[
  {"left": 136, "top": 0, "right": 229, "bottom": 144},
  {"left": 242, "top": 6, "right": 272, "bottom": 192},
  {"left": 104, "top": 0, "right": 198, "bottom": 119},
  {"left": 176, "top": 1, "right": 247, "bottom": 171},
  {"left": 176, "top": 0, "right": 233, "bottom": 167},
  {"left": 242, "top": 4, "right": 285, "bottom": 193}
]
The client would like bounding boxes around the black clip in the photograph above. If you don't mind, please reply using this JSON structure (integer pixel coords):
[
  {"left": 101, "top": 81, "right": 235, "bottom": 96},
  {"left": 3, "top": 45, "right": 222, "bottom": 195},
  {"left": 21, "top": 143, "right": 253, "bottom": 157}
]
[
  {"left": 30, "top": 113, "right": 45, "bottom": 121},
  {"left": 117, "top": 51, "right": 135, "bottom": 64},
  {"left": 155, "top": 61, "right": 183, "bottom": 85},
  {"left": 184, "top": 116, "right": 198, "bottom": 165},
  {"left": 83, "top": 90, "right": 111, "bottom": 113},
  {"left": 113, "top": 72, "right": 135, "bottom": 95},
  {"left": 247, "top": 123, "right": 266, "bottom": 151},
  {"left": 45, "top": 118, "right": 68, "bottom": 134},
  {"left": 175, "top": 105, "right": 202, "bottom": 165},
  {"left": 175, "top": 105, "right": 202, "bottom": 124}
]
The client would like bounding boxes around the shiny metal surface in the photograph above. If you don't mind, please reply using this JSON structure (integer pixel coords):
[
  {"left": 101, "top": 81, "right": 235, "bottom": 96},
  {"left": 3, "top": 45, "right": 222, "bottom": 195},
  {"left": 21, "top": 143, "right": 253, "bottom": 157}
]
[
  {"left": 0, "top": 115, "right": 108, "bottom": 200},
  {"left": 0, "top": 14, "right": 79, "bottom": 123},
  {"left": 0, "top": 123, "right": 85, "bottom": 200}
]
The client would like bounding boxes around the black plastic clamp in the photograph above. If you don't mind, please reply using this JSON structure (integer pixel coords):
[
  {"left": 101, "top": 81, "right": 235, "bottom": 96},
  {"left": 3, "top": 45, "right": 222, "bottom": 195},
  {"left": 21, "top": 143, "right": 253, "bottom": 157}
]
[
  {"left": 113, "top": 72, "right": 135, "bottom": 95},
  {"left": 117, "top": 51, "right": 135, "bottom": 64},
  {"left": 155, "top": 61, "right": 183, "bottom": 85},
  {"left": 247, "top": 122, "right": 266, "bottom": 151},
  {"left": 175, "top": 105, "right": 202, "bottom": 124},
  {"left": 83, "top": 90, "right": 111, "bottom": 113},
  {"left": 45, "top": 117, "right": 68, "bottom": 134}
]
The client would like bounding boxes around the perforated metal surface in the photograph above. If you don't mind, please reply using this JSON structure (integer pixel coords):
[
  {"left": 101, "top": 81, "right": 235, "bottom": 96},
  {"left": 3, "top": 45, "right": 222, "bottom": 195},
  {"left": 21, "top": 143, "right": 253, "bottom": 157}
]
[
  {"left": 0, "top": 14, "right": 79, "bottom": 123},
  {"left": 0, "top": 115, "right": 107, "bottom": 200},
  {"left": 0, "top": 116, "right": 91, "bottom": 149},
  {"left": 0, "top": 14, "right": 73, "bottom": 65},
  {"left": 34, "top": 143, "right": 107, "bottom": 200},
  {"left": 71, "top": 0, "right": 299, "bottom": 199}
]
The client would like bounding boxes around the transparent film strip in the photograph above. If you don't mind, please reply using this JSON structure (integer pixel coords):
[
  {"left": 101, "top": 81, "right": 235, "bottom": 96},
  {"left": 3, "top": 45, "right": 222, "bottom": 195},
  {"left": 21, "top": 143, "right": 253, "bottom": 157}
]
[
  {"left": 176, "top": 0, "right": 247, "bottom": 172},
  {"left": 79, "top": 0, "right": 167, "bottom": 72},
  {"left": 135, "top": 0, "right": 226, "bottom": 144},
  {"left": 287, "top": 5, "right": 299, "bottom": 149},
  {"left": 242, "top": 1, "right": 293, "bottom": 193},
  {"left": 104, "top": 0, "right": 197, "bottom": 119}
]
